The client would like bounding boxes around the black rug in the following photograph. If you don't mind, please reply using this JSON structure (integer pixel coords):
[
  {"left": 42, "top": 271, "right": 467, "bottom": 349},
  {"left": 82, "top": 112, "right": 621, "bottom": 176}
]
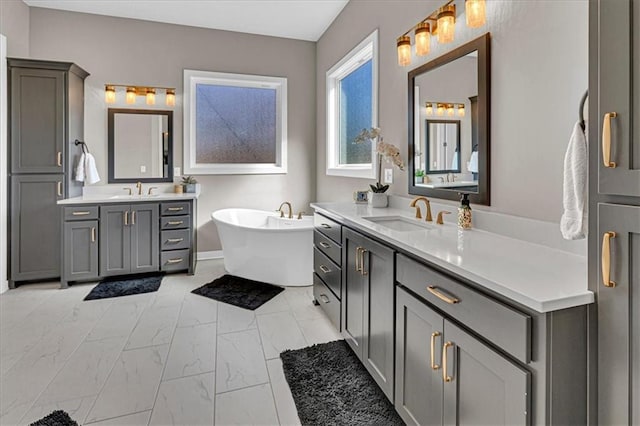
[
  {"left": 280, "top": 340, "right": 405, "bottom": 426},
  {"left": 191, "top": 274, "right": 284, "bottom": 310},
  {"left": 84, "top": 274, "right": 163, "bottom": 301},
  {"left": 30, "top": 410, "right": 78, "bottom": 426}
]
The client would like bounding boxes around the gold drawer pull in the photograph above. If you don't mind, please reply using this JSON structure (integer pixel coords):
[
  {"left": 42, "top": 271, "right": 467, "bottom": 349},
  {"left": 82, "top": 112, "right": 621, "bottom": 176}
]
[
  {"left": 57, "top": 151, "right": 62, "bottom": 167},
  {"left": 319, "top": 294, "right": 330, "bottom": 304},
  {"left": 124, "top": 210, "right": 129, "bottom": 226},
  {"left": 57, "top": 181, "right": 62, "bottom": 197},
  {"left": 91, "top": 227, "right": 96, "bottom": 243},
  {"left": 167, "top": 238, "right": 184, "bottom": 243},
  {"left": 72, "top": 211, "right": 91, "bottom": 216},
  {"left": 167, "top": 221, "right": 184, "bottom": 225},
  {"left": 602, "top": 112, "right": 618, "bottom": 168},
  {"left": 131, "top": 211, "right": 136, "bottom": 225},
  {"left": 319, "top": 241, "right": 331, "bottom": 249},
  {"left": 601, "top": 231, "right": 616, "bottom": 288},
  {"left": 427, "top": 286, "right": 459, "bottom": 304},
  {"left": 355, "top": 247, "right": 362, "bottom": 272},
  {"left": 166, "top": 258, "right": 183, "bottom": 264},
  {"left": 430, "top": 331, "right": 441, "bottom": 370},
  {"left": 442, "top": 341, "right": 454, "bottom": 382},
  {"left": 319, "top": 264, "right": 331, "bottom": 274},
  {"left": 360, "top": 248, "right": 368, "bottom": 276},
  {"left": 167, "top": 207, "right": 184, "bottom": 211}
]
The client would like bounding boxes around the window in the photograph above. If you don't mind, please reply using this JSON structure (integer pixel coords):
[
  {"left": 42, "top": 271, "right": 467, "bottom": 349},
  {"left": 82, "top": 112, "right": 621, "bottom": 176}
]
[
  {"left": 326, "top": 30, "right": 378, "bottom": 178},
  {"left": 183, "top": 70, "right": 287, "bottom": 174}
]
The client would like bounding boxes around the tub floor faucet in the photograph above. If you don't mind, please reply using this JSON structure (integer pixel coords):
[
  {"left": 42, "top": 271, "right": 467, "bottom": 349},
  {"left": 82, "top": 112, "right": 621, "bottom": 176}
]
[{"left": 278, "top": 201, "right": 293, "bottom": 219}]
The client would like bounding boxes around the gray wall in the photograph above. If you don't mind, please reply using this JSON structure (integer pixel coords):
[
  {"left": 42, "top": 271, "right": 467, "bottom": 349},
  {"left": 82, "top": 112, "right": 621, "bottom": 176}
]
[
  {"left": 316, "top": 0, "right": 588, "bottom": 223},
  {"left": 29, "top": 8, "right": 316, "bottom": 252},
  {"left": 0, "top": 0, "right": 30, "bottom": 57}
]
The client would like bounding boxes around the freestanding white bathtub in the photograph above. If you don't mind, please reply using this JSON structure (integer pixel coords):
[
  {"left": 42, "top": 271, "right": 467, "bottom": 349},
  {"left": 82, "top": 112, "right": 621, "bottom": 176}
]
[{"left": 211, "top": 208, "right": 314, "bottom": 287}]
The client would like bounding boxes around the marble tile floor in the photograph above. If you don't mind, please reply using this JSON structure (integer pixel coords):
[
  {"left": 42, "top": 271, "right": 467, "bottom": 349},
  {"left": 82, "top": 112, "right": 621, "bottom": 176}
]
[{"left": 0, "top": 260, "right": 342, "bottom": 425}]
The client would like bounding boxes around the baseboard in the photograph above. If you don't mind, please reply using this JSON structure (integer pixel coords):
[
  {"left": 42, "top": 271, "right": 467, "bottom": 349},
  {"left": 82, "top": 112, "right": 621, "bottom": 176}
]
[{"left": 197, "top": 250, "right": 224, "bottom": 260}]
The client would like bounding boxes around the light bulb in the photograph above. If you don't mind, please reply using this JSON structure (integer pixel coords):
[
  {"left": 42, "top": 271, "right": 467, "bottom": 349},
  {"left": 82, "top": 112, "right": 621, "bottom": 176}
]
[
  {"left": 146, "top": 88, "right": 156, "bottom": 105},
  {"left": 437, "top": 5, "right": 456, "bottom": 44},
  {"left": 105, "top": 85, "right": 116, "bottom": 104},
  {"left": 458, "top": 104, "right": 465, "bottom": 117},
  {"left": 436, "top": 104, "right": 445, "bottom": 116},
  {"left": 415, "top": 22, "right": 431, "bottom": 56},
  {"left": 126, "top": 87, "right": 136, "bottom": 104},
  {"left": 425, "top": 102, "right": 433, "bottom": 115},
  {"left": 447, "top": 104, "right": 455, "bottom": 116},
  {"left": 466, "top": 0, "right": 486, "bottom": 28},
  {"left": 397, "top": 35, "right": 411, "bottom": 66},
  {"left": 165, "top": 89, "right": 175, "bottom": 107}
]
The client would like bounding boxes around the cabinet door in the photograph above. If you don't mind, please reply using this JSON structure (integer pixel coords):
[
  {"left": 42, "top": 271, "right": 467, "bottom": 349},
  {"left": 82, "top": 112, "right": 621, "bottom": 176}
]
[
  {"left": 10, "top": 67, "right": 65, "bottom": 174},
  {"left": 443, "top": 320, "right": 530, "bottom": 426},
  {"left": 597, "top": 0, "right": 640, "bottom": 196},
  {"left": 10, "top": 175, "right": 63, "bottom": 282},
  {"left": 100, "top": 205, "right": 131, "bottom": 276},
  {"left": 64, "top": 220, "right": 98, "bottom": 281},
  {"left": 342, "top": 229, "right": 365, "bottom": 358},
  {"left": 130, "top": 203, "right": 159, "bottom": 273},
  {"left": 361, "top": 233, "right": 395, "bottom": 400},
  {"left": 597, "top": 203, "right": 640, "bottom": 425},
  {"left": 395, "top": 287, "right": 444, "bottom": 426}
]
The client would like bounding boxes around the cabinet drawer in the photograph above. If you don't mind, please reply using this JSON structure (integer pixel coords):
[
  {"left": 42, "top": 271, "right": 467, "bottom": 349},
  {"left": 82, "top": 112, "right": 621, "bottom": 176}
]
[
  {"left": 396, "top": 253, "right": 532, "bottom": 363},
  {"left": 161, "top": 215, "right": 190, "bottom": 230},
  {"left": 314, "top": 213, "right": 341, "bottom": 244},
  {"left": 64, "top": 206, "right": 99, "bottom": 221},
  {"left": 161, "top": 249, "right": 190, "bottom": 271},
  {"left": 314, "top": 248, "right": 341, "bottom": 299},
  {"left": 314, "top": 230, "right": 341, "bottom": 266},
  {"left": 161, "top": 202, "right": 191, "bottom": 216},
  {"left": 313, "top": 273, "right": 341, "bottom": 331},
  {"left": 161, "top": 229, "right": 191, "bottom": 251}
]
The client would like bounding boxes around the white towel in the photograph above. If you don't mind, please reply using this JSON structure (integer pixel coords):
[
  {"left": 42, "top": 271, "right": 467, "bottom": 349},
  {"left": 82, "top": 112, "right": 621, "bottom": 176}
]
[
  {"left": 560, "top": 121, "right": 588, "bottom": 240},
  {"left": 84, "top": 153, "right": 101, "bottom": 185},
  {"left": 451, "top": 151, "right": 459, "bottom": 170},
  {"left": 467, "top": 151, "right": 479, "bottom": 173},
  {"left": 75, "top": 153, "right": 86, "bottom": 182}
]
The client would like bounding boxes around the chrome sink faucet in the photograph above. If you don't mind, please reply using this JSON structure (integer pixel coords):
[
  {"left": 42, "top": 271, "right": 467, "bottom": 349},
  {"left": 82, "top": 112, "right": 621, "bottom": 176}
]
[{"left": 277, "top": 201, "right": 293, "bottom": 219}]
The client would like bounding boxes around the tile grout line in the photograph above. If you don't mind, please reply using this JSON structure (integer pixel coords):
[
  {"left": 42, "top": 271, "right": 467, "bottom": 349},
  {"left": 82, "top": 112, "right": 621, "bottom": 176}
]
[{"left": 83, "top": 408, "right": 151, "bottom": 425}]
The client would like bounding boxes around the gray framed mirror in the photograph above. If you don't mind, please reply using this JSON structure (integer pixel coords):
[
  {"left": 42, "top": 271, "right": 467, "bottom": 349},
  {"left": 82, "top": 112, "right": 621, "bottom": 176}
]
[
  {"left": 408, "top": 33, "right": 490, "bottom": 204},
  {"left": 108, "top": 108, "right": 173, "bottom": 183}
]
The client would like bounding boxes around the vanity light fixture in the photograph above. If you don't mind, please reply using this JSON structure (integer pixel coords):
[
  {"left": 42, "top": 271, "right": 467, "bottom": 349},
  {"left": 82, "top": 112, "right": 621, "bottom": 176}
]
[
  {"left": 166, "top": 89, "right": 176, "bottom": 107},
  {"left": 458, "top": 103, "right": 465, "bottom": 117},
  {"left": 105, "top": 85, "right": 116, "bottom": 104},
  {"left": 397, "top": 35, "right": 412, "bottom": 66},
  {"left": 437, "top": 5, "right": 456, "bottom": 44},
  {"left": 126, "top": 87, "right": 136, "bottom": 104},
  {"left": 415, "top": 22, "right": 431, "bottom": 56},
  {"left": 425, "top": 102, "right": 433, "bottom": 115},
  {"left": 465, "top": 0, "right": 486, "bottom": 28},
  {"left": 146, "top": 88, "right": 156, "bottom": 105}
]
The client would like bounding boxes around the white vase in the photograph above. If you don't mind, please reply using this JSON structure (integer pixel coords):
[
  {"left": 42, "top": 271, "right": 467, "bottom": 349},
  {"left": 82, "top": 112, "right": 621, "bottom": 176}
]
[{"left": 369, "top": 192, "right": 388, "bottom": 208}]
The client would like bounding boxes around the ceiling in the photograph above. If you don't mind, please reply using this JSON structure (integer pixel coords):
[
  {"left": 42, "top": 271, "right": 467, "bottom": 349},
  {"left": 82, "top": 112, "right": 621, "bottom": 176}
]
[{"left": 23, "top": 0, "right": 349, "bottom": 41}]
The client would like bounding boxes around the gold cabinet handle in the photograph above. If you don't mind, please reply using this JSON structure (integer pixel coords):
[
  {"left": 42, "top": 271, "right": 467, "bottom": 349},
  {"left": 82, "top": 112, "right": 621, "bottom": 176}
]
[
  {"left": 166, "top": 258, "right": 183, "bottom": 264},
  {"left": 319, "top": 264, "right": 331, "bottom": 274},
  {"left": 427, "top": 286, "right": 459, "bottom": 304},
  {"left": 124, "top": 210, "right": 129, "bottom": 226},
  {"left": 319, "top": 241, "right": 331, "bottom": 249},
  {"left": 602, "top": 112, "right": 618, "bottom": 168},
  {"left": 72, "top": 211, "right": 90, "bottom": 216},
  {"left": 91, "top": 227, "right": 96, "bottom": 243},
  {"left": 355, "top": 247, "right": 362, "bottom": 272},
  {"left": 430, "top": 331, "right": 441, "bottom": 370},
  {"left": 57, "top": 181, "right": 62, "bottom": 197},
  {"left": 166, "top": 238, "right": 184, "bottom": 243},
  {"left": 167, "top": 207, "right": 184, "bottom": 211},
  {"left": 360, "top": 248, "right": 368, "bottom": 276},
  {"left": 601, "top": 231, "right": 617, "bottom": 288},
  {"left": 442, "top": 341, "right": 454, "bottom": 382},
  {"left": 57, "top": 151, "right": 62, "bottom": 167},
  {"left": 167, "top": 220, "right": 184, "bottom": 226},
  {"left": 131, "top": 211, "right": 136, "bottom": 225}
]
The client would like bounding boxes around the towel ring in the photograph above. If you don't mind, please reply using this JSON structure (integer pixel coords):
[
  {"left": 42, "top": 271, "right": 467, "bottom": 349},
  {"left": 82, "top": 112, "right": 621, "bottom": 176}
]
[
  {"left": 579, "top": 90, "right": 588, "bottom": 131},
  {"left": 74, "top": 139, "right": 90, "bottom": 154}
]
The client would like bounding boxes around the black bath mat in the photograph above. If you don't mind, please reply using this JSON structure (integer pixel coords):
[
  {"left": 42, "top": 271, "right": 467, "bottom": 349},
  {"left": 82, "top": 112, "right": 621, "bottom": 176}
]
[
  {"left": 281, "top": 340, "right": 404, "bottom": 426},
  {"left": 84, "top": 274, "right": 163, "bottom": 301},
  {"left": 30, "top": 410, "right": 78, "bottom": 426},
  {"left": 191, "top": 274, "right": 284, "bottom": 310}
]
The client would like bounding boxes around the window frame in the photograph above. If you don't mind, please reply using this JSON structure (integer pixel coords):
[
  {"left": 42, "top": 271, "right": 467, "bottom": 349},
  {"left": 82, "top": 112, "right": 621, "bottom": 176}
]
[
  {"left": 183, "top": 69, "right": 287, "bottom": 175},
  {"left": 326, "top": 29, "right": 379, "bottom": 179}
]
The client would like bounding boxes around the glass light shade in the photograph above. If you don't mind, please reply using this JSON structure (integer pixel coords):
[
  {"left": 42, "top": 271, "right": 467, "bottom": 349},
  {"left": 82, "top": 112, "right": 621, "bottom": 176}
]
[
  {"left": 425, "top": 102, "right": 433, "bottom": 115},
  {"left": 447, "top": 104, "right": 455, "bottom": 116},
  {"left": 105, "top": 86, "right": 116, "bottom": 104},
  {"left": 458, "top": 104, "right": 465, "bottom": 117},
  {"left": 165, "top": 89, "right": 175, "bottom": 107},
  {"left": 436, "top": 104, "right": 445, "bottom": 116},
  {"left": 397, "top": 35, "right": 411, "bottom": 66},
  {"left": 437, "top": 5, "right": 456, "bottom": 44},
  {"left": 125, "top": 87, "right": 136, "bottom": 104},
  {"left": 466, "top": 0, "right": 486, "bottom": 28},
  {"left": 415, "top": 23, "right": 431, "bottom": 56},
  {"left": 146, "top": 89, "right": 156, "bottom": 105}
]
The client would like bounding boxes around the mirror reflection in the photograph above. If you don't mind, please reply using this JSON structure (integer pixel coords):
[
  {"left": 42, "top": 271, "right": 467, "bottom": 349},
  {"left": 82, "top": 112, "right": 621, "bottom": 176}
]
[
  {"left": 108, "top": 108, "right": 173, "bottom": 183},
  {"left": 425, "top": 120, "right": 461, "bottom": 173}
]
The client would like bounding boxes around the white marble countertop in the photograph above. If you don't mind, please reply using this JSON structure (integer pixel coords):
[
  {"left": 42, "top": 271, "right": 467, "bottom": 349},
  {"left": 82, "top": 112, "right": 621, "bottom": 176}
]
[
  {"left": 311, "top": 202, "right": 593, "bottom": 313},
  {"left": 58, "top": 192, "right": 199, "bottom": 205}
]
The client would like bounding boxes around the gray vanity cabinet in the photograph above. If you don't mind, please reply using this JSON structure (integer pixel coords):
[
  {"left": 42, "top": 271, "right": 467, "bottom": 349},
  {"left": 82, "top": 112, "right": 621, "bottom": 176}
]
[
  {"left": 342, "top": 227, "right": 395, "bottom": 400},
  {"left": 63, "top": 220, "right": 98, "bottom": 282},
  {"left": 395, "top": 287, "right": 530, "bottom": 426},
  {"left": 100, "top": 203, "right": 159, "bottom": 276}
]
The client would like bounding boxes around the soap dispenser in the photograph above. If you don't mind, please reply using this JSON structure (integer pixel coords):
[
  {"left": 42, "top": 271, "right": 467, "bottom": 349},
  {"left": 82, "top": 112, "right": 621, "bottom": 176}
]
[{"left": 458, "top": 193, "right": 472, "bottom": 230}]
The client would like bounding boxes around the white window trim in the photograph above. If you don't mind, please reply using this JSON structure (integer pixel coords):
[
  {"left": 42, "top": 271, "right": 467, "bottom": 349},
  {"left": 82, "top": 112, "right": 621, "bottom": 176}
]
[
  {"left": 326, "top": 29, "right": 378, "bottom": 179},
  {"left": 183, "top": 69, "right": 287, "bottom": 175}
]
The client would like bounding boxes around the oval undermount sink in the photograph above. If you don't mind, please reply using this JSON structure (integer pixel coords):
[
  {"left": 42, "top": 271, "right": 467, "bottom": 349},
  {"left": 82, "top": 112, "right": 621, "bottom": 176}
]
[
  {"left": 109, "top": 194, "right": 160, "bottom": 199},
  {"left": 362, "top": 216, "right": 434, "bottom": 232}
]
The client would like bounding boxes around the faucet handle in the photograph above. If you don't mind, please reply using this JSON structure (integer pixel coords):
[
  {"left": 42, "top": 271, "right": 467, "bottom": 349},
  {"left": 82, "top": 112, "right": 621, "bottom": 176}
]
[
  {"left": 297, "top": 211, "right": 306, "bottom": 220},
  {"left": 436, "top": 210, "right": 451, "bottom": 225},
  {"left": 123, "top": 187, "right": 132, "bottom": 196},
  {"left": 148, "top": 187, "right": 158, "bottom": 195}
]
